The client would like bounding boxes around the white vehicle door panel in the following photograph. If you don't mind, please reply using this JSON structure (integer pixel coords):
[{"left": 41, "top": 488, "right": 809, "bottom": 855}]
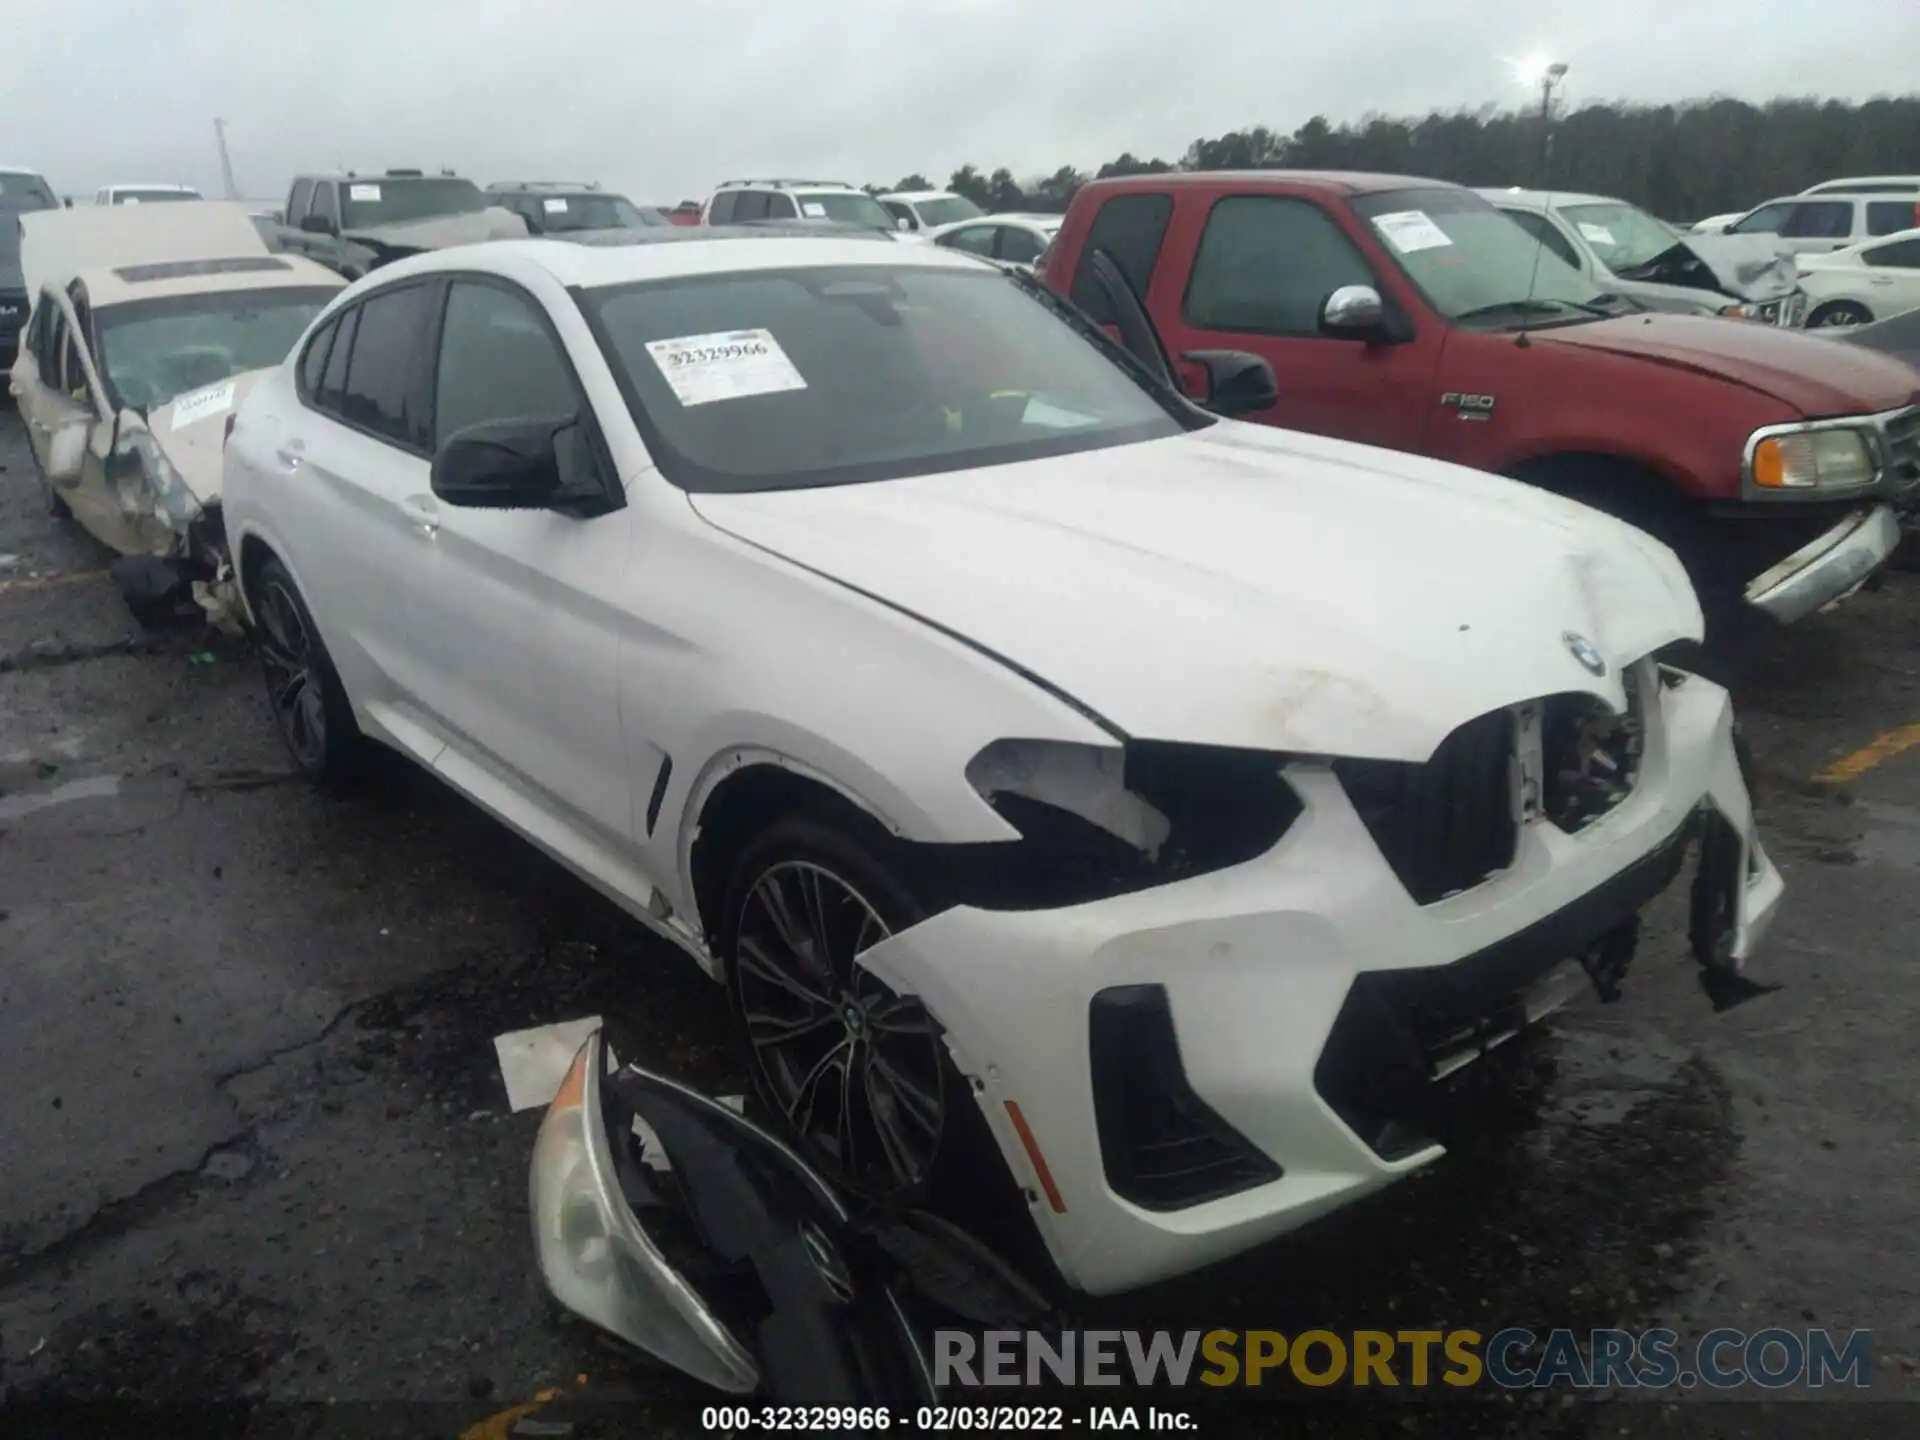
[{"left": 404, "top": 276, "right": 639, "bottom": 868}]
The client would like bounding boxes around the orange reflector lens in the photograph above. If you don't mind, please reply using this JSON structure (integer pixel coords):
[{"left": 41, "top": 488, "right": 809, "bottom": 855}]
[
  {"left": 1751, "top": 436, "right": 1786, "bottom": 488},
  {"left": 549, "top": 1040, "right": 589, "bottom": 1114},
  {"left": 1004, "top": 1099, "right": 1067, "bottom": 1213}
]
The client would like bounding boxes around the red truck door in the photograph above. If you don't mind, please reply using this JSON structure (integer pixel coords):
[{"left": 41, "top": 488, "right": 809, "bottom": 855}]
[{"left": 1140, "top": 189, "right": 1446, "bottom": 454}]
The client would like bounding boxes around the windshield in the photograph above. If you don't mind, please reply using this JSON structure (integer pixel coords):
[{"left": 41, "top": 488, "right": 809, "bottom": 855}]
[
  {"left": 534, "top": 193, "right": 662, "bottom": 232},
  {"left": 583, "top": 264, "right": 1193, "bottom": 493},
  {"left": 796, "top": 192, "right": 896, "bottom": 230},
  {"left": 1559, "top": 202, "right": 1682, "bottom": 272},
  {"left": 341, "top": 178, "right": 485, "bottom": 230},
  {"left": 1351, "top": 187, "right": 1612, "bottom": 327},
  {"left": 96, "top": 287, "right": 337, "bottom": 412},
  {"left": 0, "top": 173, "right": 58, "bottom": 209},
  {"left": 914, "top": 196, "right": 985, "bottom": 228},
  {"left": 112, "top": 188, "right": 200, "bottom": 204}
]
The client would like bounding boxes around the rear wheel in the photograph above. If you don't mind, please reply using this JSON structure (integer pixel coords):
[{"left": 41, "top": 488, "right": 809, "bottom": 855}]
[
  {"left": 1807, "top": 299, "right": 1873, "bottom": 329},
  {"left": 250, "top": 556, "right": 364, "bottom": 788}
]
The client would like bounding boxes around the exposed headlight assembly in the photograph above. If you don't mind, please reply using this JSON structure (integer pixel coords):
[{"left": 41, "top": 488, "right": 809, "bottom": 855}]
[
  {"left": 1744, "top": 421, "right": 1879, "bottom": 494},
  {"left": 529, "top": 1033, "right": 759, "bottom": 1393}
]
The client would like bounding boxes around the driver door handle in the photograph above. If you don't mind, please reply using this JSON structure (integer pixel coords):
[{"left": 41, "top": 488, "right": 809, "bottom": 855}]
[{"left": 400, "top": 494, "right": 440, "bottom": 537}]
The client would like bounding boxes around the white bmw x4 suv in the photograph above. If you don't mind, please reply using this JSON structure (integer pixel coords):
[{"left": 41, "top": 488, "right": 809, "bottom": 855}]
[{"left": 221, "top": 228, "right": 1782, "bottom": 1297}]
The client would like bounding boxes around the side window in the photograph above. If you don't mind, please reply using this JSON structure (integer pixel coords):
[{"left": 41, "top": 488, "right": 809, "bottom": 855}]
[
  {"left": 1502, "top": 210, "right": 1583, "bottom": 270},
  {"left": 59, "top": 310, "right": 86, "bottom": 394},
  {"left": 288, "top": 180, "right": 314, "bottom": 222},
  {"left": 765, "top": 192, "right": 797, "bottom": 219},
  {"left": 1863, "top": 237, "right": 1920, "bottom": 268},
  {"left": 1069, "top": 193, "right": 1174, "bottom": 322},
  {"left": 1866, "top": 201, "right": 1919, "bottom": 237},
  {"left": 23, "top": 297, "right": 50, "bottom": 369},
  {"left": 999, "top": 226, "right": 1047, "bottom": 265},
  {"left": 1183, "top": 195, "right": 1377, "bottom": 338},
  {"left": 39, "top": 307, "right": 67, "bottom": 380},
  {"left": 883, "top": 201, "right": 915, "bottom": 228},
  {"left": 316, "top": 306, "right": 359, "bottom": 413},
  {"left": 1728, "top": 201, "right": 1796, "bottom": 235},
  {"left": 310, "top": 182, "right": 339, "bottom": 226},
  {"left": 941, "top": 225, "right": 999, "bottom": 257},
  {"left": 336, "top": 284, "right": 434, "bottom": 447},
  {"left": 707, "top": 191, "right": 738, "bottom": 224},
  {"left": 1781, "top": 202, "right": 1851, "bottom": 239},
  {"left": 432, "top": 280, "right": 582, "bottom": 447},
  {"left": 733, "top": 191, "right": 771, "bottom": 222},
  {"left": 298, "top": 315, "right": 338, "bottom": 398}
]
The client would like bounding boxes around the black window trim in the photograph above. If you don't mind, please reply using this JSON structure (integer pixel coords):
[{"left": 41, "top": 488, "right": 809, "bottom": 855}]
[
  {"left": 425, "top": 270, "right": 623, "bottom": 512},
  {"left": 297, "top": 277, "right": 440, "bottom": 458},
  {"left": 1178, "top": 190, "right": 1397, "bottom": 343}
]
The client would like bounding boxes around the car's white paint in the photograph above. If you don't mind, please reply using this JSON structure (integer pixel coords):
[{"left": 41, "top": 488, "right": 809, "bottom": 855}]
[
  {"left": 1796, "top": 227, "right": 1920, "bottom": 327},
  {"left": 221, "top": 233, "right": 1780, "bottom": 1295},
  {"left": 924, "top": 212, "right": 1063, "bottom": 271}
]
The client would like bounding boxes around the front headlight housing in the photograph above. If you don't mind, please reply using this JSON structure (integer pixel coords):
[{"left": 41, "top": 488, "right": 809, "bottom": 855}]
[{"left": 1745, "top": 423, "right": 1879, "bottom": 494}]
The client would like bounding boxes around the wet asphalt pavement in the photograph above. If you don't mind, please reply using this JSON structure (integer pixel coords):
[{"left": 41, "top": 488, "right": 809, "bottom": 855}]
[{"left": 1, "top": 403, "right": 1917, "bottom": 1438}]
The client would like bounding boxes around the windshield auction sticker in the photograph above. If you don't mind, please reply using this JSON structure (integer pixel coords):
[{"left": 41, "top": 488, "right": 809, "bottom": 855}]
[
  {"left": 1371, "top": 210, "right": 1452, "bottom": 253},
  {"left": 644, "top": 328, "right": 808, "bottom": 407},
  {"left": 348, "top": 183, "right": 382, "bottom": 202},
  {"left": 169, "top": 380, "right": 237, "bottom": 431}
]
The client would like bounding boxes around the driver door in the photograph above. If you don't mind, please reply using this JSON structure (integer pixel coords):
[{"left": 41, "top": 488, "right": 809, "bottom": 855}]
[{"left": 14, "top": 293, "right": 114, "bottom": 534}]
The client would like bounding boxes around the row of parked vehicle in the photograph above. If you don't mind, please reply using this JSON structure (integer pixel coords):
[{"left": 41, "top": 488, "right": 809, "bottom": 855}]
[{"left": 4, "top": 154, "right": 1919, "bottom": 1403}]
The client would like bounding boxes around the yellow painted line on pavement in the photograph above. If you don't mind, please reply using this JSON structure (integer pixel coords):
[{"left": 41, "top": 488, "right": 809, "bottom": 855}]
[
  {"left": 459, "top": 1387, "right": 562, "bottom": 1440},
  {"left": 1814, "top": 722, "right": 1920, "bottom": 784},
  {"left": 0, "top": 568, "right": 109, "bottom": 597}
]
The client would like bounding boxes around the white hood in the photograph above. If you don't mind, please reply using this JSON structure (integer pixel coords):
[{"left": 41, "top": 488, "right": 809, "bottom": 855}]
[
  {"left": 689, "top": 423, "right": 1702, "bottom": 763},
  {"left": 146, "top": 369, "right": 270, "bottom": 503}
]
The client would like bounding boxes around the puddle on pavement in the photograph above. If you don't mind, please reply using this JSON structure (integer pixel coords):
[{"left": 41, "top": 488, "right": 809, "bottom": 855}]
[{"left": 1853, "top": 801, "right": 1920, "bottom": 869}]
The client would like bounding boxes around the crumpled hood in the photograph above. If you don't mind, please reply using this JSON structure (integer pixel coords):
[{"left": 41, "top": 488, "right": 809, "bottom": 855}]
[
  {"left": 689, "top": 423, "right": 1703, "bottom": 762},
  {"left": 343, "top": 205, "right": 529, "bottom": 255},
  {"left": 147, "top": 370, "right": 270, "bottom": 503},
  {"left": 1538, "top": 313, "right": 1920, "bottom": 415},
  {"left": 1618, "top": 233, "right": 1799, "bottom": 302}
]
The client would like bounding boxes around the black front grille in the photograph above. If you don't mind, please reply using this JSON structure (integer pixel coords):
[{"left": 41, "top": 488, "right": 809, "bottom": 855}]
[
  {"left": 1335, "top": 709, "right": 1518, "bottom": 905},
  {"left": 1089, "top": 985, "right": 1281, "bottom": 1211},
  {"left": 1313, "top": 817, "right": 1697, "bottom": 1160}
]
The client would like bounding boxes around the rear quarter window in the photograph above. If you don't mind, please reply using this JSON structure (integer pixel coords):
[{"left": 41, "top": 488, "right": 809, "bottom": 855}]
[
  {"left": 1068, "top": 192, "right": 1173, "bottom": 322},
  {"left": 1866, "top": 201, "right": 1920, "bottom": 237}
]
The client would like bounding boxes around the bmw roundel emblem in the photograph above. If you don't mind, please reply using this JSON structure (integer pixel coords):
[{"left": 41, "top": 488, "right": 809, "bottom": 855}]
[{"left": 1564, "top": 632, "right": 1606, "bottom": 676}]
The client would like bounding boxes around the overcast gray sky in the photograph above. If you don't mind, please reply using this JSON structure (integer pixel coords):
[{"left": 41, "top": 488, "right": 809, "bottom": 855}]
[{"left": 5, "top": 0, "right": 1916, "bottom": 204}]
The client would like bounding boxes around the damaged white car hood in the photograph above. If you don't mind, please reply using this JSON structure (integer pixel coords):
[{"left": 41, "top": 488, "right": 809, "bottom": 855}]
[
  {"left": 1667, "top": 233, "right": 1800, "bottom": 302},
  {"left": 145, "top": 370, "right": 269, "bottom": 503},
  {"left": 342, "top": 206, "right": 529, "bottom": 252},
  {"left": 688, "top": 422, "right": 1702, "bottom": 763}
]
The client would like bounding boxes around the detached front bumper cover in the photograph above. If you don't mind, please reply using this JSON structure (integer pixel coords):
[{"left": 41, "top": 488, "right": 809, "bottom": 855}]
[{"left": 1745, "top": 503, "right": 1899, "bottom": 624}]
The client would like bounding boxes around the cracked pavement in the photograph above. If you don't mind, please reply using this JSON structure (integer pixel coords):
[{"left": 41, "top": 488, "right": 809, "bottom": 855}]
[{"left": 1, "top": 405, "right": 1918, "bottom": 1436}]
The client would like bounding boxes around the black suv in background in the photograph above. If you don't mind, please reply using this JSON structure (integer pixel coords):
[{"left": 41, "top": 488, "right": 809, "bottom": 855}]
[
  {"left": 484, "top": 182, "right": 668, "bottom": 235},
  {"left": 272, "top": 168, "right": 528, "bottom": 279},
  {"left": 1, "top": 168, "right": 59, "bottom": 360}
]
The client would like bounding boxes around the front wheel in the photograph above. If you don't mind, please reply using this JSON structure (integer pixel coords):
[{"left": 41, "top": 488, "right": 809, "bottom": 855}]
[
  {"left": 1807, "top": 299, "right": 1873, "bottom": 329},
  {"left": 720, "top": 814, "right": 953, "bottom": 1202},
  {"left": 249, "top": 556, "right": 364, "bottom": 788}
]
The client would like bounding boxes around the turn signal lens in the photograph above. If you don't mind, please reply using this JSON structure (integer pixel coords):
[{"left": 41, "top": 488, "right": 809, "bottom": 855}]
[{"left": 1749, "top": 429, "right": 1876, "bottom": 490}]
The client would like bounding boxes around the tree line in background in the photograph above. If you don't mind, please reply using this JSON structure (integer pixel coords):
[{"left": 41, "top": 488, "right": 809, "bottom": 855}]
[{"left": 868, "top": 95, "right": 1920, "bottom": 223}]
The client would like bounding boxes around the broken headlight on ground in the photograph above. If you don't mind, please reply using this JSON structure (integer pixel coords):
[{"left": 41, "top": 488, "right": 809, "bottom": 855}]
[
  {"left": 529, "top": 1034, "right": 759, "bottom": 1393},
  {"left": 924, "top": 739, "right": 1303, "bottom": 909}
]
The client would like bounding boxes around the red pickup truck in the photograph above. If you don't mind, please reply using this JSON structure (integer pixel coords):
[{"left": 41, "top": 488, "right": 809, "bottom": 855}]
[{"left": 1041, "top": 172, "right": 1920, "bottom": 657}]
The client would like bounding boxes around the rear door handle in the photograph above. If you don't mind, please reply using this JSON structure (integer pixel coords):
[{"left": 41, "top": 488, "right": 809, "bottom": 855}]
[
  {"left": 274, "top": 438, "right": 306, "bottom": 470},
  {"left": 400, "top": 494, "right": 440, "bottom": 536}
]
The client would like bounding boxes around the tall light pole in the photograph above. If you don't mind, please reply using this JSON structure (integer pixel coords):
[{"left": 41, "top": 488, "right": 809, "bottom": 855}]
[
  {"left": 1538, "top": 62, "right": 1569, "bottom": 184},
  {"left": 213, "top": 117, "right": 238, "bottom": 200}
]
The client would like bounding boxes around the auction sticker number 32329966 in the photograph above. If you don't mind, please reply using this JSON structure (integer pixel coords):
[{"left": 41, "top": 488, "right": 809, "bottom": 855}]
[{"left": 644, "top": 327, "right": 810, "bottom": 408}]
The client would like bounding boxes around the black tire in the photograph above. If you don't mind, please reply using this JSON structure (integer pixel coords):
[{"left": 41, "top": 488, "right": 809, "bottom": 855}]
[
  {"left": 1807, "top": 300, "right": 1873, "bottom": 329},
  {"left": 248, "top": 555, "right": 364, "bottom": 788},
  {"left": 720, "top": 812, "right": 961, "bottom": 1204}
]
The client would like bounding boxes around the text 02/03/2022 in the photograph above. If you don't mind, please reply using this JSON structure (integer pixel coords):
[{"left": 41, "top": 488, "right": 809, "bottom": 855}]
[{"left": 698, "top": 1405, "right": 1197, "bottom": 1430}]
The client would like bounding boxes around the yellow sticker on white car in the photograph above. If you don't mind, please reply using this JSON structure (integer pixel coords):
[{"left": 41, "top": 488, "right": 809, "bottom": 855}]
[
  {"left": 644, "top": 328, "right": 808, "bottom": 407},
  {"left": 170, "top": 380, "right": 237, "bottom": 431}
]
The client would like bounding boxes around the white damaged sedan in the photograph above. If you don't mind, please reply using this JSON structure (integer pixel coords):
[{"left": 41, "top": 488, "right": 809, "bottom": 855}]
[{"left": 220, "top": 229, "right": 1782, "bottom": 1299}]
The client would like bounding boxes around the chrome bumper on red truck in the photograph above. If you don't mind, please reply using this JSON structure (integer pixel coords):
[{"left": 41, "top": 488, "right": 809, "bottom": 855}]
[{"left": 1745, "top": 503, "right": 1901, "bottom": 624}]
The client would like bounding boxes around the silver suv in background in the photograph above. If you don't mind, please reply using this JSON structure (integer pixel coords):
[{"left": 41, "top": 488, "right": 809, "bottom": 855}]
[
  {"left": 1695, "top": 190, "right": 1920, "bottom": 253},
  {"left": 700, "top": 179, "right": 907, "bottom": 236}
]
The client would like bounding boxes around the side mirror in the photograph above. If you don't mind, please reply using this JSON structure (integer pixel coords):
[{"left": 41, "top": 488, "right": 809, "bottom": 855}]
[
  {"left": 895, "top": 215, "right": 913, "bottom": 231},
  {"left": 1181, "top": 350, "right": 1279, "bottom": 417},
  {"left": 431, "top": 416, "right": 580, "bottom": 509},
  {"left": 1320, "top": 283, "right": 1387, "bottom": 337},
  {"left": 47, "top": 419, "right": 90, "bottom": 485},
  {"left": 299, "top": 213, "right": 336, "bottom": 236},
  {"left": 62, "top": 196, "right": 74, "bottom": 209}
]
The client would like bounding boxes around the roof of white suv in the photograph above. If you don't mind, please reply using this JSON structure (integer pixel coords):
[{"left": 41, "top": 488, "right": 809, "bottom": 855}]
[{"left": 357, "top": 231, "right": 992, "bottom": 292}]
